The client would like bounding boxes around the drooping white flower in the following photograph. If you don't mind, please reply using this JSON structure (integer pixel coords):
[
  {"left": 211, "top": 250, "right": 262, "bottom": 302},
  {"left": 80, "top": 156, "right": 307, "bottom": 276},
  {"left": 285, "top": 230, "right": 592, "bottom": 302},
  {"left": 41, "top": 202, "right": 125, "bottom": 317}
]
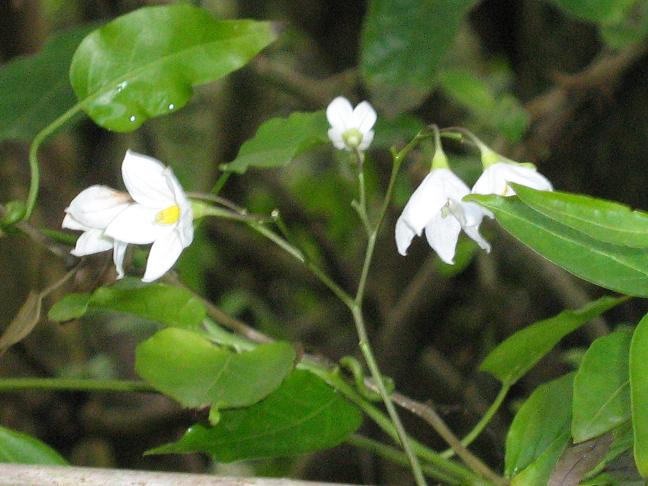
[
  {"left": 104, "top": 150, "right": 193, "bottom": 282},
  {"left": 62, "top": 185, "right": 131, "bottom": 278},
  {"left": 326, "top": 96, "right": 377, "bottom": 151},
  {"left": 472, "top": 162, "right": 553, "bottom": 196},
  {"left": 395, "top": 168, "right": 493, "bottom": 264}
]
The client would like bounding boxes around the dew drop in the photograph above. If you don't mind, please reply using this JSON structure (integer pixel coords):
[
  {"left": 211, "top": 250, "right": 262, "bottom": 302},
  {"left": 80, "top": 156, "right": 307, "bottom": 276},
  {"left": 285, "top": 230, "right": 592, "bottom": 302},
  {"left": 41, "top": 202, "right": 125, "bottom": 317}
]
[
  {"left": 168, "top": 103, "right": 175, "bottom": 111},
  {"left": 129, "top": 115, "right": 136, "bottom": 123}
]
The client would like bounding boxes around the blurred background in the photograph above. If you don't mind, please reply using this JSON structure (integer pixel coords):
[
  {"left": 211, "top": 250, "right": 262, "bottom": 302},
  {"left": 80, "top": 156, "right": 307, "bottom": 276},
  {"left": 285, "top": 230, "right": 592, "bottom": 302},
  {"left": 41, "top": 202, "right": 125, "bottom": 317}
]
[{"left": 1, "top": 0, "right": 647, "bottom": 483}]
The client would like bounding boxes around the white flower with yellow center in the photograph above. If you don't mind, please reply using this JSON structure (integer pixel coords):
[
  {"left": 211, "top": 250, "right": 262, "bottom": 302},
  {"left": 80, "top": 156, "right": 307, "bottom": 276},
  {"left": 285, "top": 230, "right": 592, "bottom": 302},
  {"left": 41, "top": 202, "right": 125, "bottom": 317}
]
[
  {"left": 104, "top": 150, "right": 193, "bottom": 282},
  {"left": 62, "top": 185, "right": 131, "bottom": 278},
  {"left": 326, "top": 96, "right": 377, "bottom": 151}
]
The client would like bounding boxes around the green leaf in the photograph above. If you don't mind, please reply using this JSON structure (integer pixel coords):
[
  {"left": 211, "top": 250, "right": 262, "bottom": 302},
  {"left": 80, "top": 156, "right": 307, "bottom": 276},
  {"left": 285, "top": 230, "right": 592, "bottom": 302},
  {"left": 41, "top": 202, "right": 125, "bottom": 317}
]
[
  {"left": 0, "top": 426, "right": 67, "bottom": 465},
  {"left": 135, "top": 328, "right": 295, "bottom": 409},
  {"left": 149, "top": 369, "right": 362, "bottom": 461},
  {"left": 70, "top": 5, "right": 276, "bottom": 132},
  {"left": 220, "top": 111, "right": 329, "bottom": 174},
  {"left": 505, "top": 373, "right": 574, "bottom": 478},
  {"left": 600, "top": 1, "right": 648, "bottom": 48},
  {"left": 480, "top": 296, "right": 624, "bottom": 385},
  {"left": 48, "top": 280, "right": 205, "bottom": 329},
  {"left": 468, "top": 194, "right": 648, "bottom": 297},
  {"left": 511, "top": 431, "right": 570, "bottom": 486},
  {"left": 572, "top": 331, "right": 632, "bottom": 443},
  {"left": 547, "top": 0, "right": 638, "bottom": 24},
  {"left": 629, "top": 312, "right": 648, "bottom": 477},
  {"left": 360, "top": 0, "right": 476, "bottom": 114},
  {"left": 513, "top": 184, "right": 648, "bottom": 248},
  {"left": 0, "top": 25, "right": 95, "bottom": 142}
]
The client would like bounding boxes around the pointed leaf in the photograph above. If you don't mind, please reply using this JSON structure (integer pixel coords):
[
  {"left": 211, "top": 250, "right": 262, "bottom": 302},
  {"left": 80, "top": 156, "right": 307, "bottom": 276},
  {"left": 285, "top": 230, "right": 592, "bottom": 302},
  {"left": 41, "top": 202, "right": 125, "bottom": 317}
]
[
  {"left": 481, "top": 296, "right": 624, "bottom": 385},
  {"left": 47, "top": 293, "right": 90, "bottom": 322},
  {"left": 629, "top": 312, "right": 648, "bottom": 477},
  {"left": 135, "top": 328, "right": 295, "bottom": 409},
  {"left": 468, "top": 194, "right": 648, "bottom": 297},
  {"left": 70, "top": 5, "right": 276, "bottom": 131},
  {"left": 0, "top": 426, "right": 67, "bottom": 465},
  {"left": 149, "top": 369, "right": 362, "bottom": 461},
  {"left": 572, "top": 331, "right": 632, "bottom": 443},
  {"left": 220, "top": 111, "right": 329, "bottom": 174}
]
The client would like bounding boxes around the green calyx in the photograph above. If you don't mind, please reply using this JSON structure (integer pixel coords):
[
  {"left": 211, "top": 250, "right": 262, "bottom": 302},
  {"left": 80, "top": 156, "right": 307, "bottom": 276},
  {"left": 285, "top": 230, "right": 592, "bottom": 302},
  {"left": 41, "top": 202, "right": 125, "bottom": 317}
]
[{"left": 343, "top": 128, "right": 363, "bottom": 149}]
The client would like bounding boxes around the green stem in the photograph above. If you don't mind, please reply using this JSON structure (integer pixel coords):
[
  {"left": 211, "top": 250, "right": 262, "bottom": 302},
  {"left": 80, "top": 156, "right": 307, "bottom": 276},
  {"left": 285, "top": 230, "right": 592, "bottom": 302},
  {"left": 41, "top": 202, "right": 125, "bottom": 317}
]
[
  {"left": 0, "top": 378, "right": 154, "bottom": 394},
  {"left": 25, "top": 103, "right": 83, "bottom": 220},
  {"left": 441, "top": 384, "right": 511, "bottom": 459},
  {"left": 210, "top": 172, "right": 232, "bottom": 196}
]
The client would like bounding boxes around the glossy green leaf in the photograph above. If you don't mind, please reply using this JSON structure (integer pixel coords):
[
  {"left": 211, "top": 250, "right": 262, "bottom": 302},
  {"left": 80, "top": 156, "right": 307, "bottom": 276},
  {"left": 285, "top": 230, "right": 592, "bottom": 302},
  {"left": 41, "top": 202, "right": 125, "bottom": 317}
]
[
  {"left": 149, "top": 369, "right": 362, "bottom": 461},
  {"left": 135, "top": 328, "right": 295, "bottom": 409},
  {"left": 629, "top": 312, "right": 648, "bottom": 477},
  {"left": 548, "top": 0, "right": 637, "bottom": 24},
  {"left": 70, "top": 5, "right": 276, "bottom": 131},
  {"left": 511, "top": 431, "right": 570, "bottom": 486},
  {"left": 468, "top": 194, "right": 648, "bottom": 297},
  {"left": 0, "top": 25, "right": 95, "bottom": 142},
  {"left": 572, "top": 331, "right": 632, "bottom": 443},
  {"left": 360, "top": 0, "right": 476, "bottom": 114},
  {"left": 506, "top": 373, "right": 574, "bottom": 478},
  {"left": 513, "top": 184, "right": 648, "bottom": 248},
  {"left": 48, "top": 280, "right": 205, "bottom": 329},
  {"left": 0, "top": 426, "right": 67, "bottom": 465},
  {"left": 220, "top": 111, "right": 329, "bottom": 174},
  {"left": 481, "top": 296, "right": 624, "bottom": 385}
]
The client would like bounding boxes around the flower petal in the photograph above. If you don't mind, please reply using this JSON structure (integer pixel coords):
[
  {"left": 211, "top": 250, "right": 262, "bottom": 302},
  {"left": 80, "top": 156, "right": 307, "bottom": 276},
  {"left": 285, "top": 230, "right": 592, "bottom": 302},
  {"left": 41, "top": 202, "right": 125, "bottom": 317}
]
[
  {"left": 62, "top": 213, "right": 89, "bottom": 231},
  {"left": 472, "top": 163, "right": 552, "bottom": 196},
  {"left": 351, "top": 101, "right": 377, "bottom": 134},
  {"left": 424, "top": 212, "right": 462, "bottom": 265},
  {"left": 71, "top": 229, "right": 114, "bottom": 257},
  {"left": 113, "top": 241, "right": 128, "bottom": 279},
  {"left": 358, "top": 130, "right": 375, "bottom": 151},
  {"left": 328, "top": 128, "right": 347, "bottom": 150},
  {"left": 326, "top": 97, "right": 353, "bottom": 131},
  {"left": 104, "top": 204, "right": 167, "bottom": 244},
  {"left": 142, "top": 231, "right": 184, "bottom": 282},
  {"left": 395, "top": 217, "right": 417, "bottom": 256},
  {"left": 65, "top": 185, "right": 131, "bottom": 229},
  {"left": 121, "top": 150, "right": 174, "bottom": 208},
  {"left": 463, "top": 223, "right": 491, "bottom": 253}
]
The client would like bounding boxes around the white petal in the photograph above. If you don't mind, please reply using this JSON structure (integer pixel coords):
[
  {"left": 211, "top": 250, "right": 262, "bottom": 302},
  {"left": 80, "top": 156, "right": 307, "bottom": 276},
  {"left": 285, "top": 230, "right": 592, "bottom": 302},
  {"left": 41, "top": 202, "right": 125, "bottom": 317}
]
[
  {"left": 178, "top": 207, "right": 194, "bottom": 248},
  {"left": 358, "top": 130, "right": 374, "bottom": 151},
  {"left": 472, "top": 163, "right": 552, "bottom": 196},
  {"left": 71, "top": 229, "right": 114, "bottom": 256},
  {"left": 326, "top": 97, "right": 353, "bottom": 131},
  {"left": 121, "top": 150, "right": 174, "bottom": 208},
  {"left": 463, "top": 223, "right": 491, "bottom": 253},
  {"left": 328, "top": 128, "right": 347, "bottom": 150},
  {"left": 113, "top": 241, "right": 128, "bottom": 279},
  {"left": 104, "top": 204, "right": 168, "bottom": 244},
  {"left": 424, "top": 212, "right": 462, "bottom": 265},
  {"left": 351, "top": 101, "right": 377, "bottom": 134},
  {"left": 395, "top": 217, "right": 417, "bottom": 256},
  {"left": 62, "top": 213, "right": 89, "bottom": 231},
  {"left": 65, "top": 185, "right": 131, "bottom": 229},
  {"left": 142, "top": 231, "right": 184, "bottom": 282}
]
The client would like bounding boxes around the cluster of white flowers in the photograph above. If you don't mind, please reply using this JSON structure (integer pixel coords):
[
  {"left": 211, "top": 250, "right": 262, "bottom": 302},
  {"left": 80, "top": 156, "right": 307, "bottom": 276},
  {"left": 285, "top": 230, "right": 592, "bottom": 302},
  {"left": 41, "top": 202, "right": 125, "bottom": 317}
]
[
  {"left": 326, "top": 96, "right": 553, "bottom": 264},
  {"left": 63, "top": 150, "right": 193, "bottom": 282}
]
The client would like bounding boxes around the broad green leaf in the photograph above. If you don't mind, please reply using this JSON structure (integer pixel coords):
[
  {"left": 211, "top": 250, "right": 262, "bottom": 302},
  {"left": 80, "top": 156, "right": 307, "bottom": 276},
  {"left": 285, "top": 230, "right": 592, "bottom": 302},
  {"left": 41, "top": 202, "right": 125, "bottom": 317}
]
[
  {"left": 629, "top": 312, "right": 648, "bottom": 477},
  {"left": 0, "top": 25, "right": 95, "bottom": 142},
  {"left": 572, "top": 331, "right": 632, "bottom": 443},
  {"left": 547, "top": 434, "right": 613, "bottom": 486},
  {"left": 548, "top": 0, "right": 637, "bottom": 24},
  {"left": 480, "top": 296, "right": 624, "bottom": 385},
  {"left": 149, "top": 369, "right": 362, "bottom": 461},
  {"left": 48, "top": 280, "right": 205, "bottom": 329},
  {"left": 135, "top": 328, "right": 295, "bottom": 409},
  {"left": 468, "top": 194, "right": 648, "bottom": 297},
  {"left": 360, "top": 0, "right": 476, "bottom": 114},
  {"left": 513, "top": 184, "right": 648, "bottom": 248},
  {"left": 0, "top": 426, "right": 67, "bottom": 465},
  {"left": 506, "top": 373, "right": 574, "bottom": 478},
  {"left": 511, "top": 431, "right": 570, "bottom": 486},
  {"left": 220, "top": 111, "right": 328, "bottom": 174},
  {"left": 70, "top": 5, "right": 276, "bottom": 131}
]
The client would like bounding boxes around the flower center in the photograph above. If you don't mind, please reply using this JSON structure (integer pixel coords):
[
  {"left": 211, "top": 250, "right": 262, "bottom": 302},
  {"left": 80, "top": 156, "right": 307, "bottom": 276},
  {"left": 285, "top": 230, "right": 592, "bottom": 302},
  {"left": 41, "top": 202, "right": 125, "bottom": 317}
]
[
  {"left": 342, "top": 128, "right": 363, "bottom": 149},
  {"left": 156, "top": 204, "right": 180, "bottom": 225}
]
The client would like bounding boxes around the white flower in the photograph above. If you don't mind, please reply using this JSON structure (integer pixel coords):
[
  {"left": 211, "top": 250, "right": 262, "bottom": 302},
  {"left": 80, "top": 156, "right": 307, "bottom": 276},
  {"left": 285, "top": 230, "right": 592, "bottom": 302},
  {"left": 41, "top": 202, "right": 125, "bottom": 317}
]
[
  {"left": 62, "top": 185, "right": 131, "bottom": 278},
  {"left": 395, "top": 168, "right": 492, "bottom": 264},
  {"left": 104, "top": 150, "right": 193, "bottom": 282},
  {"left": 472, "top": 162, "right": 552, "bottom": 196},
  {"left": 326, "top": 96, "right": 377, "bottom": 151}
]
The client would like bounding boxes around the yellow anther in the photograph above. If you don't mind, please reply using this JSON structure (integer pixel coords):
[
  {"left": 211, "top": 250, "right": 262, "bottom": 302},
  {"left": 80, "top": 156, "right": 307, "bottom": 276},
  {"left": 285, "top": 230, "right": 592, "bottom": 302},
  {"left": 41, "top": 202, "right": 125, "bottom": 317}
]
[{"left": 156, "top": 204, "right": 180, "bottom": 225}]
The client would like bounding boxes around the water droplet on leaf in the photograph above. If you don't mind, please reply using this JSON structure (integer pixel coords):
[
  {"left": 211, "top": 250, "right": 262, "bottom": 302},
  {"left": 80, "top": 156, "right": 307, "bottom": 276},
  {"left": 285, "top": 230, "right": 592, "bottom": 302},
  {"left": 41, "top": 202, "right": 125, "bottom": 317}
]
[
  {"left": 168, "top": 103, "right": 175, "bottom": 111},
  {"left": 129, "top": 115, "right": 136, "bottom": 123}
]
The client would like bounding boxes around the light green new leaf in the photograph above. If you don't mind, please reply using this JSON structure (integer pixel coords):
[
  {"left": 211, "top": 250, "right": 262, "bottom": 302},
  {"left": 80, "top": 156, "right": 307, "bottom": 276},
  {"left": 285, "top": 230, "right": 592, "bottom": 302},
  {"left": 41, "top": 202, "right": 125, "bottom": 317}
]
[
  {"left": 629, "top": 312, "right": 648, "bottom": 477},
  {"left": 70, "top": 5, "right": 276, "bottom": 131},
  {"left": 0, "top": 426, "right": 67, "bottom": 465},
  {"left": 360, "top": 0, "right": 476, "bottom": 114},
  {"left": 468, "top": 194, "right": 648, "bottom": 297},
  {"left": 135, "top": 328, "right": 295, "bottom": 410},
  {"left": 220, "top": 111, "right": 329, "bottom": 174},
  {"left": 149, "top": 369, "right": 362, "bottom": 461},
  {"left": 0, "top": 25, "right": 95, "bottom": 142},
  {"left": 572, "top": 331, "right": 632, "bottom": 443},
  {"left": 505, "top": 373, "right": 574, "bottom": 478},
  {"left": 513, "top": 184, "right": 648, "bottom": 248},
  {"left": 481, "top": 296, "right": 624, "bottom": 385},
  {"left": 548, "top": 0, "right": 637, "bottom": 24}
]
